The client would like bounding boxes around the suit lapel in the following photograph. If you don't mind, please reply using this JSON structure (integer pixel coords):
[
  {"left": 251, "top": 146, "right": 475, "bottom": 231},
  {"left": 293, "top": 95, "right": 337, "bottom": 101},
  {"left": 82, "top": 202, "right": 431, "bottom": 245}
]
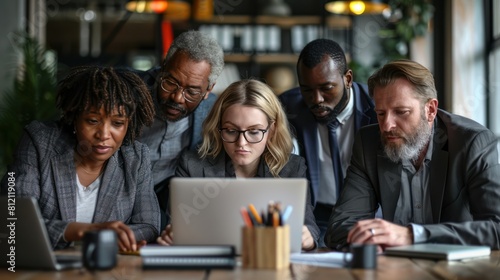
[
  {"left": 190, "top": 94, "right": 216, "bottom": 150},
  {"left": 299, "top": 115, "right": 321, "bottom": 200},
  {"left": 191, "top": 111, "right": 203, "bottom": 150},
  {"left": 429, "top": 120, "right": 449, "bottom": 223},
  {"left": 93, "top": 153, "right": 123, "bottom": 222},
  {"left": 203, "top": 154, "right": 226, "bottom": 177},
  {"left": 353, "top": 92, "right": 372, "bottom": 130},
  {"left": 377, "top": 151, "right": 402, "bottom": 222},
  {"left": 52, "top": 149, "right": 77, "bottom": 222}
]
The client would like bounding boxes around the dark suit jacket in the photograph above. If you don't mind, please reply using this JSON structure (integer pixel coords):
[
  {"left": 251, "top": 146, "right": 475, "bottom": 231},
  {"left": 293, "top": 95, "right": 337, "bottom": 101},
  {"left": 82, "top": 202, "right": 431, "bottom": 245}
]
[
  {"left": 1, "top": 121, "right": 161, "bottom": 249},
  {"left": 175, "top": 150, "right": 321, "bottom": 246},
  {"left": 325, "top": 109, "right": 500, "bottom": 249},
  {"left": 135, "top": 66, "right": 216, "bottom": 151},
  {"left": 279, "top": 83, "right": 377, "bottom": 204}
]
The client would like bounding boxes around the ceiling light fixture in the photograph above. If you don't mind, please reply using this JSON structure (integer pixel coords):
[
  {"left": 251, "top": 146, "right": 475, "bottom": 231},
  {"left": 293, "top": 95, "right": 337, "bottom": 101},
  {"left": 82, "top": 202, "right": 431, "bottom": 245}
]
[
  {"left": 125, "top": 0, "right": 191, "bottom": 20},
  {"left": 126, "top": 0, "right": 169, "bottom": 14},
  {"left": 325, "top": 0, "right": 390, "bottom": 15}
]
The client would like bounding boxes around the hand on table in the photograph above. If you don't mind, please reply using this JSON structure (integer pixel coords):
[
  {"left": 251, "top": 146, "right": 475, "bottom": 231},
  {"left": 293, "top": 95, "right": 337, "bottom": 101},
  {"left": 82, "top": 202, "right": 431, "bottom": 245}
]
[
  {"left": 347, "top": 218, "right": 413, "bottom": 251},
  {"left": 156, "top": 224, "right": 174, "bottom": 245},
  {"left": 301, "top": 225, "right": 316, "bottom": 251},
  {"left": 64, "top": 221, "right": 144, "bottom": 252}
]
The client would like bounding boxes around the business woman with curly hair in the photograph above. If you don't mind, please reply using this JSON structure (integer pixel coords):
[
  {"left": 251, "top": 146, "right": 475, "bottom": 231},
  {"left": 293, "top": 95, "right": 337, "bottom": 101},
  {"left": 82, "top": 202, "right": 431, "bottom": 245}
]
[{"left": 1, "top": 66, "right": 160, "bottom": 252}]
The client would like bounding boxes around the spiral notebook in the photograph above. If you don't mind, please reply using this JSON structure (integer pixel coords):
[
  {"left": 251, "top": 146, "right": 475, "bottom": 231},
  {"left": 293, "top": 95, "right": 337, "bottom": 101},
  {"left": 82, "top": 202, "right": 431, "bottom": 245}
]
[
  {"left": 384, "top": 244, "right": 491, "bottom": 260},
  {"left": 140, "top": 245, "right": 236, "bottom": 269}
]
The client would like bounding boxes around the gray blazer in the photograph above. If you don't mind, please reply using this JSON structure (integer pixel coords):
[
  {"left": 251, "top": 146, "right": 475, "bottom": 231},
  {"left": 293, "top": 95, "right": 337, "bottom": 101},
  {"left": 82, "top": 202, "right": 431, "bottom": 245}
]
[
  {"left": 325, "top": 109, "right": 500, "bottom": 249},
  {"left": 1, "top": 121, "right": 161, "bottom": 249},
  {"left": 175, "top": 150, "right": 321, "bottom": 245}
]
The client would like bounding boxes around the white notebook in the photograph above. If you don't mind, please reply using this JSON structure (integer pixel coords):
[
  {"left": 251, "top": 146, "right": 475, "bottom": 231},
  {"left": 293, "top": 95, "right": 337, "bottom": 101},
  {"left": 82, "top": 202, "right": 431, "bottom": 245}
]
[
  {"left": 385, "top": 244, "right": 491, "bottom": 260},
  {"left": 140, "top": 245, "right": 235, "bottom": 257}
]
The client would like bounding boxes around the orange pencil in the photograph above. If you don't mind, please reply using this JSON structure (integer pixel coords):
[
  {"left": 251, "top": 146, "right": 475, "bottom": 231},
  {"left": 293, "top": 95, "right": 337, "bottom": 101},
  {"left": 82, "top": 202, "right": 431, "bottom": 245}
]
[
  {"left": 240, "top": 207, "right": 253, "bottom": 227},
  {"left": 272, "top": 211, "right": 279, "bottom": 227},
  {"left": 248, "top": 204, "right": 263, "bottom": 225}
]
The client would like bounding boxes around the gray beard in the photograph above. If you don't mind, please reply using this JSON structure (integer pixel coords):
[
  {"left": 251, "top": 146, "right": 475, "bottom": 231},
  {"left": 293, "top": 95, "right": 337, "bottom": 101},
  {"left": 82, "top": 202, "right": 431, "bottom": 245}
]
[
  {"left": 157, "top": 99, "right": 196, "bottom": 122},
  {"left": 382, "top": 116, "right": 432, "bottom": 163}
]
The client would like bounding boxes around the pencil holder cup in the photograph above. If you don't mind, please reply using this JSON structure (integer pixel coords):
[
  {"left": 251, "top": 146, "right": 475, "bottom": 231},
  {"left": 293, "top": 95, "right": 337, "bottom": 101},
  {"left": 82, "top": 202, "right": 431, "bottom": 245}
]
[{"left": 241, "top": 225, "right": 290, "bottom": 269}]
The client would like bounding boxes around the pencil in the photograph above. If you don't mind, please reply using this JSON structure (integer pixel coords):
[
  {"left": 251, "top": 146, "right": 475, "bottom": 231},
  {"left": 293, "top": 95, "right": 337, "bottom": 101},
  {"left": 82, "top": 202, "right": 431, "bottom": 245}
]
[
  {"left": 272, "top": 211, "right": 279, "bottom": 227},
  {"left": 248, "top": 204, "right": 263, "bottom": 225},
  {"left": 281, "top": 205, "right": 293, "bottom": 224},
  {"left": 240, "top": 207, "right": 253, "bottom": 227}
]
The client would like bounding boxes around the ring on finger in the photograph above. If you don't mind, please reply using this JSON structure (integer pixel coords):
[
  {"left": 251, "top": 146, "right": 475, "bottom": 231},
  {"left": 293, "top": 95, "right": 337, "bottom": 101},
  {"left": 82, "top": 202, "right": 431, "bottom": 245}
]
[{"left": 370, "top": 228, "right": 375, "bottom": 236}]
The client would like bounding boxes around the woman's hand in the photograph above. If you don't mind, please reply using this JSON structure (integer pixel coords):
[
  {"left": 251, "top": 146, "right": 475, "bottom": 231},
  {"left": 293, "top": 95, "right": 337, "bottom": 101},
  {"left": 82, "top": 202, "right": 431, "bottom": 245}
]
[
  {"left": 301, "top": 225, "right": 316, "bottom": 251},
  {"left": 156, "top": 224, "right": 174, "bottom": 245},
  {"left": 64, "top": 221, "right": 142, "bottom": 252}
]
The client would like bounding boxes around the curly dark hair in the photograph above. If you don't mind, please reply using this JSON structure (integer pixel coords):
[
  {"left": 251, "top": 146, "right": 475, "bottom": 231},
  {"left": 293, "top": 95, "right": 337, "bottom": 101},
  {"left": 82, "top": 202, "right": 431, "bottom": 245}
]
[{"left": 56, "top": 65, "right": 155, "bottom": 144}]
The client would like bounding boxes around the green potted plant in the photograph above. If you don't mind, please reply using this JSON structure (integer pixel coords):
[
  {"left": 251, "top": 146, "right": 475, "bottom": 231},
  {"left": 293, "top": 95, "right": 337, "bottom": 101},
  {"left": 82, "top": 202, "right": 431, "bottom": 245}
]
[
  {"left": 379, "top": 0, "right": 434, "bottom": 61},
  {"left": 350, "top": 0, "right": 434, "bottom": 82},
  {"left": 0, "top": 32, "right": 58, "bottom": 175}
]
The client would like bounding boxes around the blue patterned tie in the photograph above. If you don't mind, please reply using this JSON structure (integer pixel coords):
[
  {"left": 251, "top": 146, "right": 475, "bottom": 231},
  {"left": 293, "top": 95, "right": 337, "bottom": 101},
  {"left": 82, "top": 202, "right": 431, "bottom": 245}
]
[{"left": 328, "top": 119, "right": 344, "bottom": 197}]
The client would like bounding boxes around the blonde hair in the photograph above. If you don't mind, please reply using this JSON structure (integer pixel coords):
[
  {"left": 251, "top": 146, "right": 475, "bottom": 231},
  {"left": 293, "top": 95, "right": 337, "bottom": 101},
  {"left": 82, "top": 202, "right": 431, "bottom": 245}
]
[{"left": 198, "top": 79, "right": 293, "bottom": 177}]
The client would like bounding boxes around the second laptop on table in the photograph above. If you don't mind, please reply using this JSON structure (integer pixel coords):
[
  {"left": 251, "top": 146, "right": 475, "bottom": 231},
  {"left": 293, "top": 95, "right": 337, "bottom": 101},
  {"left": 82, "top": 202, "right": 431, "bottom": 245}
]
[{"left": 169, "top": 177, "right": 307, "bottom": 254}]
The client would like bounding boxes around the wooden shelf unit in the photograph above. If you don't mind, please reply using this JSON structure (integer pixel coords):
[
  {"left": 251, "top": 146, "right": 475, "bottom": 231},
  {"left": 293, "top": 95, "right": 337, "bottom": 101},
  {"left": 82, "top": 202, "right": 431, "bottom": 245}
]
[{"left": 196, "top": 15, "right": 352, "bottom": 29}]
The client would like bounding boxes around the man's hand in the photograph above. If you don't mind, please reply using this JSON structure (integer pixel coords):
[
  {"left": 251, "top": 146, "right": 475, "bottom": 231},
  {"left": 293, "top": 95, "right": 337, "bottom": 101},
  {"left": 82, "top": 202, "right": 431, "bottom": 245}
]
[
  {"left": 156, "top": 224, "right": 174, "bottom": 245},
  {"left": 347, "top": 218, "right": 413, "bottom": 250},
  {"left": 301, "top": 225, "right": 316, "bottom": 251}
]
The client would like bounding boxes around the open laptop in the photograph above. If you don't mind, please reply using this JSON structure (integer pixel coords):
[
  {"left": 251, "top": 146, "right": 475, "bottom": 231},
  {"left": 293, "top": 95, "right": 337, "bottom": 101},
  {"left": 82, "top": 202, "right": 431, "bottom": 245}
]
[
  {"left": 0, "top": 196, "right": 82, "bottom": 270},
  {"left": 169, "top": 178, "right": 307, "bottom": 254}
]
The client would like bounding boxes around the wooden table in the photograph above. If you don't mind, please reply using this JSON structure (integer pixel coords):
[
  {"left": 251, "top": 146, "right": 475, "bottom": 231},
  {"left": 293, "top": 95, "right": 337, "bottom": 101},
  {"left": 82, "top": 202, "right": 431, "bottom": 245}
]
[{"left": 2, "top": 250, "right": 499, "bottom": 279}]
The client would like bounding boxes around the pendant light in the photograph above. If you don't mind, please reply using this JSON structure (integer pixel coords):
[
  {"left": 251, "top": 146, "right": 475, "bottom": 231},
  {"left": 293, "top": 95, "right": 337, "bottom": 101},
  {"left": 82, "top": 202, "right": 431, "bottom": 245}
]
[{"left": 325, "top": 0, "right": 390, "bottom": 15}]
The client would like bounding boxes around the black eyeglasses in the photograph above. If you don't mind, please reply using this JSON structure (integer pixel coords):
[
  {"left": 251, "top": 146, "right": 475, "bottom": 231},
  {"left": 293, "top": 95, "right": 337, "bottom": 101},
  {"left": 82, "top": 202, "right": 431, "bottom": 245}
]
[
  {"left": 160, "top": 77, "right": 206, "bottom": 103},
  {"left": 218, "top": 125, "right": 270, "bottom": 144}
]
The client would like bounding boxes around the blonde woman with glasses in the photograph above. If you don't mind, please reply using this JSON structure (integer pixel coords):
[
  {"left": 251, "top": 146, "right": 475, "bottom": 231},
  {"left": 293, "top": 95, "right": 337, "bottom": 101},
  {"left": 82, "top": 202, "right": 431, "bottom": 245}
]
[{"left": 157, "top": 79, "right": 320, "bottom": 250}]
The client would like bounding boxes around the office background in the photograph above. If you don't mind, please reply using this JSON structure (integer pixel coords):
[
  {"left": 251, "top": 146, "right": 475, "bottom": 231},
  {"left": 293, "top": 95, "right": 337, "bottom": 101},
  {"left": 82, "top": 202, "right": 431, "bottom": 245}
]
[{"left": 0, "top": 0, "right": 499, "bottom": 174}]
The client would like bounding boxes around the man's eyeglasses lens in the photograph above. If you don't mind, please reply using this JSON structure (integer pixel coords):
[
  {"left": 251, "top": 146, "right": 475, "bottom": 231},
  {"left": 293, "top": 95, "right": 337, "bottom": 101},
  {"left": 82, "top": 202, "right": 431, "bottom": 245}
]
[
  {"left": 219, "top": 128, "right": 269, "bottom": 143},
  {"left": 160, "top": 78, "right": 204, "bottom": 103}
]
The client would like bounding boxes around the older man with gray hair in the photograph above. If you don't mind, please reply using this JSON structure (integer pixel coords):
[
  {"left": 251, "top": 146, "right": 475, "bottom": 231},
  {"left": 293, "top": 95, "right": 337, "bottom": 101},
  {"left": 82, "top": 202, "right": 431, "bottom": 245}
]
[{"left": 136, "top": 30, "right": 225, "bottom": 227}]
